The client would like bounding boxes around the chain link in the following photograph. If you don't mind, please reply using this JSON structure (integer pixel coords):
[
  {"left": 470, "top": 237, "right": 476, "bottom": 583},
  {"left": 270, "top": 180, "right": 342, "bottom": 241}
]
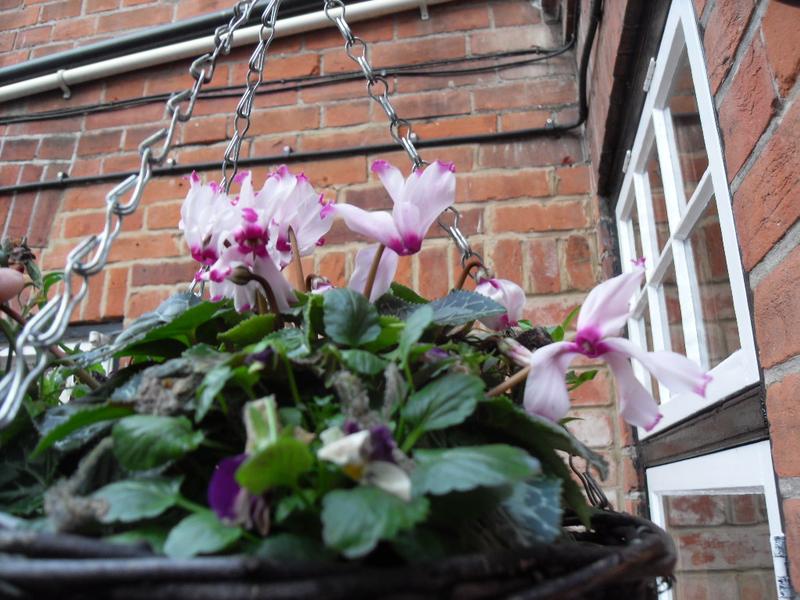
[
  {"left": 220, "top": 0, "right": 283, "bottom": 192},
  {"left": 0, "top": 0, "right": 269, "bottom": 429},
  {"left": 322, "top": 0, "right": 480, "bottom": 267}
]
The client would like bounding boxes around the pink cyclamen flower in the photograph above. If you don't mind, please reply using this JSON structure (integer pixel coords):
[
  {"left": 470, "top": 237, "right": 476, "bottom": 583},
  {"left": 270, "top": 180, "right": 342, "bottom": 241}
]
[
  {"left": 348, "top": 244, "right": 399, "bottom": 301},
  {"left": 474, "top": 276, "right": 525, "bottom": 330},
  {"left": 179, "top": 172, "right": 235, "bottom": 266},
  {"left": 183, "top": 168, "right": 334, "bottom": 314},
  {"left": 518, "top": 260, "right": 711, "bottom": 431},
  {"left": 204, "top": 246, "right": 296, "bottom": 314},
  {"left": 334, "top": 160, "right": 456, "bottom": 256}
]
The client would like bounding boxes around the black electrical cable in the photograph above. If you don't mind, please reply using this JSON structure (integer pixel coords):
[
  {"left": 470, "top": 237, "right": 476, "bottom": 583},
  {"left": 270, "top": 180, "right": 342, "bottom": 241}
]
[
  {"left": 0, "top": 45, "right": 572, "bottom": 125},
  {"left": 0, "top": 0, "right": 602, "bottom": 196},
  {"left": 0, "top": 0, "right": 370, "bottom": 86}
]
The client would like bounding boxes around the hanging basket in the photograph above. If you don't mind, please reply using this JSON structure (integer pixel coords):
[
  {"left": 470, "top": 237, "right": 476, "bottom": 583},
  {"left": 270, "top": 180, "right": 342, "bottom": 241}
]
[{"left": 0, "top": 511, "right": 674, "bottom": 600}]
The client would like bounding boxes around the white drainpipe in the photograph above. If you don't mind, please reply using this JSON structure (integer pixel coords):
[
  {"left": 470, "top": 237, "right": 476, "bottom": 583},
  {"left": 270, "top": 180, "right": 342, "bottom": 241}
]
[{"left": 0, "top": 0, "right": 451, "bottom": 104}]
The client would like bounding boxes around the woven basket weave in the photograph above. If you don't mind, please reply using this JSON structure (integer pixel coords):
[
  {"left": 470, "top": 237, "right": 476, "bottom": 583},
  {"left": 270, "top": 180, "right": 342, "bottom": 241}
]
[{"left": 0, "top": 510, "right": 674, "bottom": 600}]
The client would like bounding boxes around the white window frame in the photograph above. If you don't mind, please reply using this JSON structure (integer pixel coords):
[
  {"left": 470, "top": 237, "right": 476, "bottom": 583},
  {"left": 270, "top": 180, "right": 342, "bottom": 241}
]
[
  {"left": 646, "top": 441, "right": 788, "bottom": 599},
  {"left": 615, "top": 0, "right": 759, "bottom": 438}
]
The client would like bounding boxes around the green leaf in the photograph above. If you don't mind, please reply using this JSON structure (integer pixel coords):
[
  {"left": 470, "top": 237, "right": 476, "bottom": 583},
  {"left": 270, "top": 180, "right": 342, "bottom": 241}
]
[
  {"left": 341, "top": 349, "right": 388, "bottom": 376},
  {"left": 164, "top": 510, "right": 242, "bottom": 558},
  {"left": 323, "top": 288, "right": 381, "bottom": 347},
  {"left": 72, "top": 294, "right": 211, "bottom": 366},
  {"left": 561, "top": 305, "right": 581, "bottom": 332},
  {"left": 218, "top": 314, "right": 276, "bottom": 347},
  {"left": 390, "top": 282, "right": 429, "bottom": 304},
  {"left": 428, "top": 290, "right": 505, "bottom": 326},
  {"left": 93, "top": 477, "right": 182, "bottom": 523},
  {"left": 411, "top": 445, "right": 541, "bottom": 496},
  {"left": 112, "top": 415, "right": 204, "bottom": 471},
  {"left": 395, "top": 305, "right": 433, "bottom": 365},
  {"left": 362, "top": 316, "right": 404, "bottom": 352},
  {"left": 195, "top": 364, "right": 234, "bottom": 421},
  {"left": 403, "top": 373, "right": 485, "bottom": 434},
  {"left": 322, "top": 487, "right": 429, "bottom": 558},
  {"left": 478, "top": 397, "right": 608, "bottom": 479},
  {"left": 499, "top": 478, "right": 563, "bottom": 544},
  {"left": 547, "top": 325, "right": 565, "bottom": 342},
  {"left": 566, "top": 369, "right": 598, "bottom": 391},
  {"left": 33, "top": 404, "right": 134, "bottom": 457},
  {"left": 235, "top": 437, "right": 314, "bottom": 494}
]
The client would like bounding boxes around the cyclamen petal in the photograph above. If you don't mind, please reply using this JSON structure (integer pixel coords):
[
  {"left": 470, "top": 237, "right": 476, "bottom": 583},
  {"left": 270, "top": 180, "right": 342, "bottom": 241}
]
[
  {"left": 349, "top": 245, "right": 399, "bottom": 301},
  {"left": 371, "top": 160, "right": 405, "bottom": 204},
  {"left": 334, "top": 204, "right": 404, "bottom": 253},
  {"left": 252, "top": 253, "right": 297, "bottom": 313},
  {"left": 474, "top": 277, "right": 525, "bottom": 330},
  {"left": 576, "top": 261, "right": 645, "bottom": 337},
  {"left": 522, "top": 341, "right": 580, "bottom": 422},
  {"left": 604, "top": 353, "right": 662, "bottom": 431},
  {"left": 602, "top": 337, "right": 712, "bottom": 397},
  {"left": 335, "top": 160, "right": 456, "bottom": 256},
  {"left": 403, "top": 160, "right": 456, "bottom": 237}
]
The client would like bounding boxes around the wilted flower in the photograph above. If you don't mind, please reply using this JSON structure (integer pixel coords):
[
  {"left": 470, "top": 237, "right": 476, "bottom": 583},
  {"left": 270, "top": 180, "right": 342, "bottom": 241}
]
[
  {"left": 334, "top": 160, "right": 456, "bottom": 256},
  {"left": 348, "top": 244, "right": 399, "bottom": 301},
  {"left": 317, "top": 424, "right": 410, "bottom": 501},
  {"left": 515, "top": 260, "right": 711, "bottom": 430},
  {"left": 474, "top": 276, "right": 525, "bottom": 330}
]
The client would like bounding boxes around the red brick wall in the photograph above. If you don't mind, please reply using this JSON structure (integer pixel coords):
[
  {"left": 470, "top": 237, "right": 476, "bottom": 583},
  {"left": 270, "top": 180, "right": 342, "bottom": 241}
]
[
  {"left": 694, "top": 0, "right": 800, "bottom": 590},
  {"left": 0, "top": 1, "right": 636, "bottom": 503}
]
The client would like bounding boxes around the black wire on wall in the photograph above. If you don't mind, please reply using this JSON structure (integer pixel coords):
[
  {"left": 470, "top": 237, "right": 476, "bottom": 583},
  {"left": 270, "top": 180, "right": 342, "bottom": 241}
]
[{"left": 0, "top": 0, "right": 602, "bottom": 196}]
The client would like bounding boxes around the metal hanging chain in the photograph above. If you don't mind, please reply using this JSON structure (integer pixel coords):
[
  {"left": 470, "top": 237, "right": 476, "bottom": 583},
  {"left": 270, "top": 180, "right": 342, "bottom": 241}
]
[
  {"left": 322, "top": 0, "right": 480, "bottom": 267},
  {"left": 220, "top": 0, "right": 283, "bottom": 192},
  {"left": 0, "top": 0, "right": 271, "bottom": 429}
]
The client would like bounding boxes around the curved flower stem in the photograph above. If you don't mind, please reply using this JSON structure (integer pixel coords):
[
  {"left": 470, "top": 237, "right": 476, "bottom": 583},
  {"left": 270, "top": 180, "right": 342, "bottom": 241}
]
[
  {"left": 282, "top": 355, "right": 302, "bottom": 407},
  {"left": 0, "top": 303, "right": 100, "bottom": 390},
  {"left": 247, "top": 272, "right": 283, "bottom": 327},
  {"left": 456, "top": 256, "right": 484, "bottom": 290},
  {"left": 287, "top": 227, "right": 305, "bottom": 292},
  {"left": 363, "top": 243, "right": 386, "bottom": 300},
  {"left": 487, "top": 366, "right": 531, "bottom": 398}
]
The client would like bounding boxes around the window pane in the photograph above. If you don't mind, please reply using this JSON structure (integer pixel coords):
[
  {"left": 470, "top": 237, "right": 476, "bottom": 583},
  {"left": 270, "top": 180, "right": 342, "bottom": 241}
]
[
  {"left": 668, "top": 48, "right": 709, "bottom": 202},
  {"left": 642, "top": 306, "right": 661, "bottom": 404},
  {"left": 645, "top": 144, "right": 670, "bottom": 254},
  {"left": 664, "top": 492, "right": 777, "bottom": 600},
  {"left": 660, "top": 260, "right": 686, "bottom": 355},
  {"left": 630, "top": 202, "right": 644, "bottom": 262},
  {"left": 689, "top": 199, "right": 740, "bottom": 368}
]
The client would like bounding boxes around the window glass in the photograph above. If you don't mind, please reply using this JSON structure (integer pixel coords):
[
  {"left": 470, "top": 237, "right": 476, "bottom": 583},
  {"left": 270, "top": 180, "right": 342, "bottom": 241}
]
[
  {"left": 660, "top": 261, "right": 686, "bottom": 355},
  {"left": 689, "top": 198, "right": 740, "bottom": 369},
  {"left": 663, "top": 492, "right": 777, "bottom": 600},
  {"left": 667, "top": 48, "right": 709, "bottom": 201},
  {"left": 641, "top": 306, "right": 661, "bottom": 403},
  {"left": 631, "top": 202, "right": 645, "bottom": 262},
  {"left": 645, "top": 143, "right": 670, "bottom": 254}
]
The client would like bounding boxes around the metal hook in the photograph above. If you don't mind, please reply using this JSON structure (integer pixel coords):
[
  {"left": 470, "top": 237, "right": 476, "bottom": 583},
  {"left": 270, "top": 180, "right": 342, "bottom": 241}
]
[{"left": 56, "top": 69, "right": 71, "bottom": 99}]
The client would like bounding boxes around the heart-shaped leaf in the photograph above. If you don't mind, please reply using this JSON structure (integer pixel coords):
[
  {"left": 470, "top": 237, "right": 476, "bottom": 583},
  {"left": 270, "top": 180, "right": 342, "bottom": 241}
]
[{"left": 112, "top": 415, "right": 204, "bottom": 471}]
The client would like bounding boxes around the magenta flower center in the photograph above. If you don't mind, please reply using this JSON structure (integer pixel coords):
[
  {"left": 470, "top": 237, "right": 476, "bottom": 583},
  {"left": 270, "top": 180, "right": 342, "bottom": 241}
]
[
  {"left": 234, "top": 225, "right": 269, "bottom": 256},
  {"left": 573, "top": 327, "right": 610, "bottom": 358}
]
